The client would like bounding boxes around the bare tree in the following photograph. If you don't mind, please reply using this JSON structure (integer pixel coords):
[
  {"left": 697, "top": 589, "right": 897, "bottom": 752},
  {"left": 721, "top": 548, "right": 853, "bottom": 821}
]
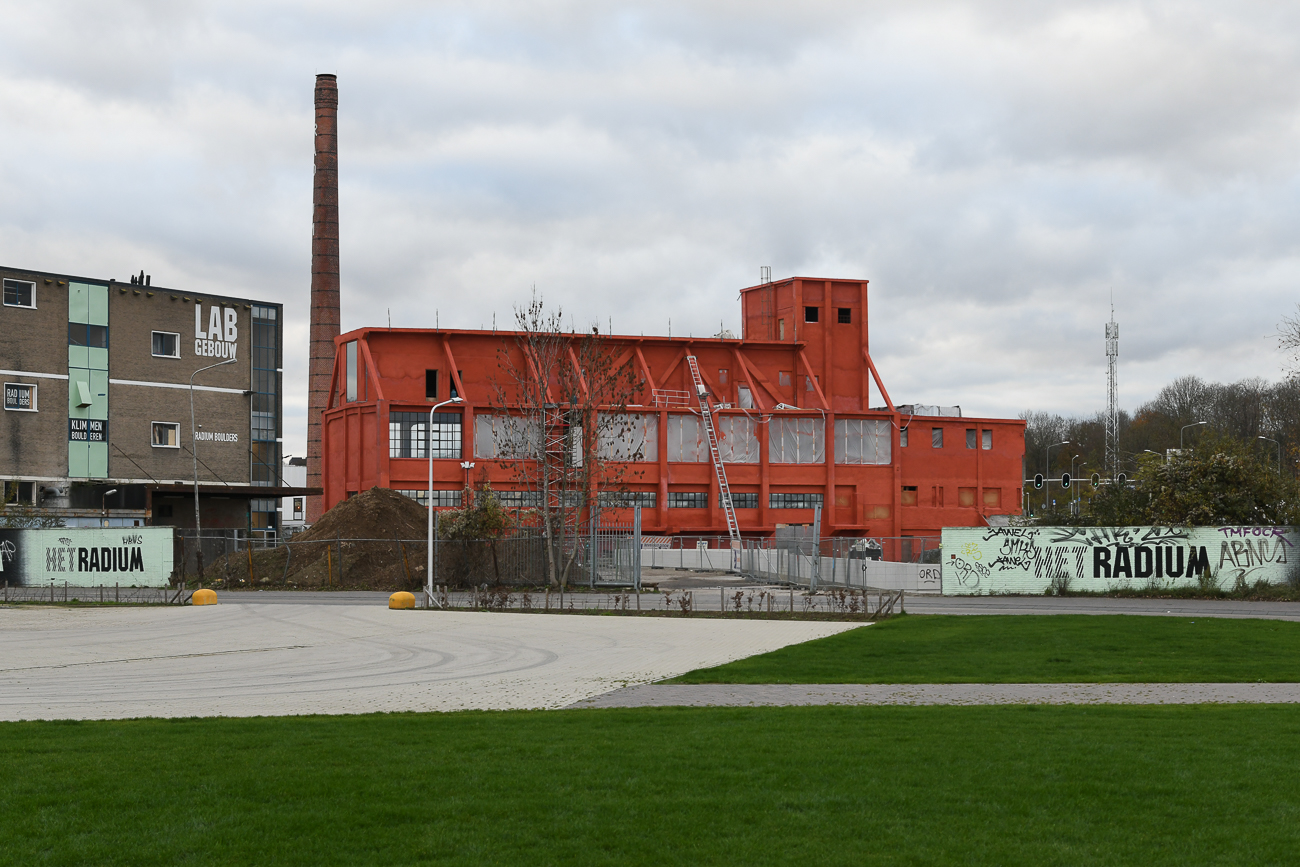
[{"left": 486, "top": 294, "right": 644, "bottom": 588}]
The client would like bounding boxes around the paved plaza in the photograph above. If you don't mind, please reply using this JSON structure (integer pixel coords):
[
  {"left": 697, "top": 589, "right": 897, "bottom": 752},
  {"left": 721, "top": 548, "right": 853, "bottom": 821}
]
[{"left": 0, "top": 601, "right": 858, "bottom": 720}]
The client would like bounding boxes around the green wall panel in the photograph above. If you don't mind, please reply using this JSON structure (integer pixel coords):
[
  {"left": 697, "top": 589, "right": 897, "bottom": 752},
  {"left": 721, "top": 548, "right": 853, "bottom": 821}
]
[
  {"left": 88, "top": 284, "right": 108, "bottom": 326},
  {"left": 68, "top": 284, "right": 89, "bottom": 323},
  {"left": 88, "top": 441, "right": 108, "bottom": 478},
  {"left": 68, "top": 442, "right": 89, "bottom": 478}
]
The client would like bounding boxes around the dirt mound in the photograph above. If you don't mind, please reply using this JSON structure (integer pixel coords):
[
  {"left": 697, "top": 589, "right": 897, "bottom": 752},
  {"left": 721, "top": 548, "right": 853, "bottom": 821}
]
[
  {"left": 203, "top": 487, "right": 431, "bottom": 592},
  {"left": 296, "top": 486, "right": 428, "bottom": 544}
]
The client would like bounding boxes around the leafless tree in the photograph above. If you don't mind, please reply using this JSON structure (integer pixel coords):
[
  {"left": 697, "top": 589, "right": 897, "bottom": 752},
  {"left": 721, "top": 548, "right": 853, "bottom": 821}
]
[{"left": 486, "top": 293, "right": 644, "bottom": 588}]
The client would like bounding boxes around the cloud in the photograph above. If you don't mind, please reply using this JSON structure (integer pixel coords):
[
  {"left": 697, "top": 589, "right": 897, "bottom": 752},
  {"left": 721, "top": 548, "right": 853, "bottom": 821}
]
[{"left": 2, "top": 0, "right": 1300, "bottom": 455}]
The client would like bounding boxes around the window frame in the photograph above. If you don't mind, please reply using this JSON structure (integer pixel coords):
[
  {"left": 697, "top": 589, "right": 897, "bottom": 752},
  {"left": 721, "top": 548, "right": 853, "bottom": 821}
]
[
  {"left": 151, "top": 331, "right": 181, "bottom": 359},
  {"left": 667, "top": 491, "right": 709, "bottom": 509},
  {"left": 966, "top": 428, "right": 977, "bottom": 449},
  {"left": 2, "top": 278, "right": 35, "bottom": 309},
  {"left": 931, "top": 427, "right": 944, "bottom": 448},
  {"left": 150, "top": 421, "right": 181, "bottom": 449},
  {"left": 3, "top": 382, "right": 37, "bottom": 412},
  {"left": 837, "top": 307, "right": 851, "bottom": 324},
  {"left": 804, "top": 306, "right": 819, "bottom": 323}
]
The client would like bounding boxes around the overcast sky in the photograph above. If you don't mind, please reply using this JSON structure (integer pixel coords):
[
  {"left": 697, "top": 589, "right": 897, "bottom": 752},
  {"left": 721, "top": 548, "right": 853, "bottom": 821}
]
[{"left": 3, "top": 0, "right": 1298, "bottom": 457}]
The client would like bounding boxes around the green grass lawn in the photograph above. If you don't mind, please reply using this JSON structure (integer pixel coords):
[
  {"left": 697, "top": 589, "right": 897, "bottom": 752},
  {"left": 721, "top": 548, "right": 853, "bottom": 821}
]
[
  {"left": 670, "top": 614, "right": 1300, "bottom": 684},
  {"left": 3, "top": 706, "right": 1300, "bottom": 865}
]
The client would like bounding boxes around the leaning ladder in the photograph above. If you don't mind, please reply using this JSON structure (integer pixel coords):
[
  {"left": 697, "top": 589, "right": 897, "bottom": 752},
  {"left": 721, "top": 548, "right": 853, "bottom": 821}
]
[{"left": 686, "top": 355, "right": 742, "bottom": 571}]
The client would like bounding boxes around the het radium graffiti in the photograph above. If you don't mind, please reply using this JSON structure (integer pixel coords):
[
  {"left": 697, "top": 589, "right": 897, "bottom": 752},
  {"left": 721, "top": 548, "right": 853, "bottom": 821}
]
[{"left": 940, "top": 526, "right": 1298, "bottom": 594}]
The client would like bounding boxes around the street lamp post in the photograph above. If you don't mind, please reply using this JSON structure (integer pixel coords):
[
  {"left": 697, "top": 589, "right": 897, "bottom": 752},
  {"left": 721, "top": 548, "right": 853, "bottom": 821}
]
[
  {"left": 1180, "top": 421, "right": 1207, "bottom": 450},
  {"left": 101, "top": 488, "right": 118, "bottom": 528},
  {"left": 190, "top": 357, "right": 238, "bottom": 583},
  {"left": 1259, "top": 436, "right": 1282, "bottom": 474},
  {"left": 426, "top": 396, "right": 465, "bottom": 606},
  {"left": 1045, "top": 441, "right": 1071, "bottom": 510}
]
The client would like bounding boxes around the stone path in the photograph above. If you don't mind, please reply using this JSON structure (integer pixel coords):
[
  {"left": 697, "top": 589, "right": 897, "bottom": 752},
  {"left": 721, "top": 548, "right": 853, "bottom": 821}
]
[{"left": 569, "top": 682, "right": 1300, "bottom": 708}]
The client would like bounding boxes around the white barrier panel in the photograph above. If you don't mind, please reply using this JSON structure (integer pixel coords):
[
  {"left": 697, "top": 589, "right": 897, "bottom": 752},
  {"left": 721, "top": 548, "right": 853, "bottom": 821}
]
[
  {"left": 942, "top": 525, "right": 1299, "bottom": 595},
  {"left": 641, "top": 547, "right": 735, "bottom": 571},
  {"left": 640, "top": 546, "right": 939, "bottom": 592},
  {"left": 0, "top": 528, "right": 174, "bottom": 588}
]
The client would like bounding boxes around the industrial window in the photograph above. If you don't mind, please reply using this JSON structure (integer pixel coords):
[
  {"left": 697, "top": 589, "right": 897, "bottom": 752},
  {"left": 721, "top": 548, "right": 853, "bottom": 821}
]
[
  {"left": 450, "top": 371, "right": 462, "bottom": 400},
  {"left": 3, "top": 382, "right": 36, "bottom": 412},
  {"left": 769, "top": 417, "right": 825, "bottom": 463},
  {"left": 718, "top": 368, "right": 728, "bottom": 385},
  {"left": 3, "top": 480, "right": 34, "bottom": 504},
  {"left": 390, "top": 411, "right": 461, "bottom": 459},
  {"left": 958, "top": 487, "right": 976, "bottom": 508},
  {"left": 425, "top": 370, "right": 438, "bottom": 399},
  {"left": 834, "top": 419, "right": 891, "bottom": 465},
  {"left": 966, "top": 429, "right": 977, "bottom": 449},
  {"left": 982, "top": 430, "right": 992, "bottom": 450},
  {"left": 805, "top": 375, "right": 816, "bottom": 392},
  {"left": 599, "top": 490, "right": 658, "bottom": 508},
  {"left": 495, "top": 490, "right": 543, "bottom": 508},
  {"left": 250, "top": 305, "right": 280, "bottom": 487},
  {"left": 596, "top": 413, "right": 658, "bottom": 462},
  {"left": 150, "top": 422, "right": 180, "bottom": 448},
  {"left": 804, "top": 306, "right": 819, "bottom": 323},
  {"left": 778, "top": 319, "right": 785, "bottom": 340},
  {"left": 901, "top": 486, "right": 918, "bottom": 506},
  {"left": 900, "top": 427, "right": 909, "bottom": 447},
  {"left": 730, "top": 492, "right": 759, "bottom": 509},
  {"left": 983, "top": 488, "right": 1002, "bottom": 508},
  {"left": 151, "top": 331, "right": 179, "bottom": 358},
  {"left": 837, "top": 308, "right": 851, "bottom": 324},
  {"left": 475, "top": 415, "right": 543, "bottom": 460},
  {"left": 769, "top": 492, "right": 823, "bottom": 509},
  {"left": 716, "top": 415, "right": 759, "bottom": 463},
  {"left": 737, "top": 385, "right": 753, "bottom": 409},
  {"left": 345, "top": 341, "right": 357, "bottom": 402},
  {"left": 778, "top": 371, "right": 793, "bottom": 387},
  {"left": 396, "top": 489, "right": 463, "bottom": 508},
  {"left": 668, "top": 491, "right": 708, "bottom": 509},
  {"left": 665, "top": 414, "right": 706, "bottom": 462},
  {"left": 3, "top": 279, "right": 35, "bottom": 308},
  {"left": 69, "top": 323, "right": 108, "bottom": 348},
  {"left": 931, "top": 427, "right": 943, "bottom": 448}
]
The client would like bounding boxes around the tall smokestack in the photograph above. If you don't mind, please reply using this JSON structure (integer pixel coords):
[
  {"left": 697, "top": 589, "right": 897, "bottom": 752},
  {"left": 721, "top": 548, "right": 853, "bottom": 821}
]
[{"left": 307, "top": 73, "right": 340, "bottom": 522}]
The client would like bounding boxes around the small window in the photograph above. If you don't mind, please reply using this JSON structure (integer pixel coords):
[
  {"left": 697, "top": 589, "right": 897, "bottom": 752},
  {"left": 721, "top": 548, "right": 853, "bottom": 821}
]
[
  {"left": 805, "top": 375, "right": 816, "bottom": 392},
  {"left": 426, "top": 369, "right": 438, "bottom": 399},
  {"left": 900, "top": 427, "right": 908, "bottom": 447},
  {"left": 151, "top": 422, "right": 180, "bottom": 448},
  {"left": 69, "top": 323, "right": 108, "bottom": 348},
  {"left": 718, "top": 368, "right": 728, "bottom": 385},
  {"left": 738, "top": 385, "right": 753, "bottom": 409},
  {"left": 966, "top": 428, "right": 977, "bottom": 449},
  {"left": 931, "top": 427, "right": 943, "bottom": 448},
  {"left": 345, "top": 341, "right": 358, "bottom": 402},
  {"left": 152, "top": 331, "right": 180, "bottom": 358},
  {"left": 983, "top": 488, "right": 1001, "bottom": 508},
  {"left": 730, "top": 492, "right": 758, "bottom": 509},
  {"left": 901, "top": 486, "right": 918, "bottom": 506},
  {"left": 778, "top": 371, "right": 793, "bottom": 387},
  {"left": 3, "top": 279, "right": 35, "bottom": 308},
  {"left": 958, "top": 487, "right": 976, "bottom": 508},
  {"left": 804, "top": 306, "right": 819, "bottom": 323},
  {"left": 450, "top": 371, "right": 462, "bottom": 400},
  {"left": 3, "top": 383, "right": 36, "bottom": 412},
  {"left": 837, "top": 308, "right": 851, "bottom": 324},
  {"left": 982, "top": 429, "right": 992, "bottom": 450},
  {"left": 668, "top": 491, "right": 708, "bottom": 509},
  {"left": 778, "top": 319, "right": 785, "bottom": 340}
]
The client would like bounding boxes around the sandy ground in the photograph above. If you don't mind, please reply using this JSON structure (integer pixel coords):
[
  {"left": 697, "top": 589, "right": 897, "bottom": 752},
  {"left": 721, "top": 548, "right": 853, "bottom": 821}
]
[
  {"left": 569, "top": 682, "right": 1300, "bottom": 708},
  {"left": 0, "top": 603, "right": 859, "bottom": 721}
]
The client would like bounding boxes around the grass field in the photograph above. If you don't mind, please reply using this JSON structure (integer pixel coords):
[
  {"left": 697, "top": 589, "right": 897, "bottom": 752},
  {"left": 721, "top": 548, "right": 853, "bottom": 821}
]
[
  {"left": 669, "top": 614, "right": 1300, "bottom": 683},
  {"left": 3, "top": 706, "right": 1300, "bottom": 865}
]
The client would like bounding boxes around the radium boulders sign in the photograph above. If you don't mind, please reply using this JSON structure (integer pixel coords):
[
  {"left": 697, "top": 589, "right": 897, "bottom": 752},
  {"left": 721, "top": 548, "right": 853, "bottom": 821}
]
[
  {"left": 0, "top": 528, "right": 174, "bottom": 588},
  {"left": 942, "top": 526, "right": 1298, "bottom": 595}
]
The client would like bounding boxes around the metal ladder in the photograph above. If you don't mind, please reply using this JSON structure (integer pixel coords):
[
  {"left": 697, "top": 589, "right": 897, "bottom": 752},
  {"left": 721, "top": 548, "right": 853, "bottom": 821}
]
[{"left": 686, "top": 355, "right": 742, "bottom": 570}]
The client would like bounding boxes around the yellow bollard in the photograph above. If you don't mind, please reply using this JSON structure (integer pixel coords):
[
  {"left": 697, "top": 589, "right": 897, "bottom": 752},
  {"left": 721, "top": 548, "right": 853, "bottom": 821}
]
[
  {"left": 192, "top": 588, "right": 219, "bottom": 606},
  {"left": 388, "top": 591, "right": 415, "bottom": 610}
]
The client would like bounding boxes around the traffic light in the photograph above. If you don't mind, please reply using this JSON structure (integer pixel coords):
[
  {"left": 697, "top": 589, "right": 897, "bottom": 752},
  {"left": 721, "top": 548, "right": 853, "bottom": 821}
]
[
  {"left": 1061, "top": 472, "right": 1071, "bottom": 489},
  {"left": 1033, "top": 473, "right": 1044, "bottom": 490},
  {"left": 1117, "top": 472, "right": 1127, "bottom": 485},
  {"left": 1091, "top": 472, "right": 1101, "bottom": 488}
]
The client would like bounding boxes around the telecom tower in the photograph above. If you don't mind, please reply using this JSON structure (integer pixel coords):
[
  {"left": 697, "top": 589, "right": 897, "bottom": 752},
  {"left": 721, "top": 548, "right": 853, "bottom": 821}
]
[{"left": 1105, "top": 306, "right": 1119, "bottom": 480}]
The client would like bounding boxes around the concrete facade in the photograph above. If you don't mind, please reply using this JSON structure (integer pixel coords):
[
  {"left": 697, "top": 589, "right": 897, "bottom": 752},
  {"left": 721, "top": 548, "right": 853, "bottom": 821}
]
[{"left": 0, "top": 265, "right": 299, "bottom": 532}]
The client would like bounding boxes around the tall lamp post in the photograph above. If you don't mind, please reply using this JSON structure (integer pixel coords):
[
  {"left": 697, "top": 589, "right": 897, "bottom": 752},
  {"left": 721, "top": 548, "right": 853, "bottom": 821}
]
[
  {"left": 427, "top": 396, "right": 464, "bottom": 606},
  {"left": 1069, "top": 455, "right": 1082, "bottom": 515},
  {"left": 191, "top": 357, "right": 238, "bottom": 581},
  {"left": 1259, "top": 436, "right": 1282, "bottom": 474},
  {"left": 1180, "top": 421, "right": 1207, "bottom": 450},
  {"left": 1045, "top": 440, "right": 1071, "bottom": 510}
]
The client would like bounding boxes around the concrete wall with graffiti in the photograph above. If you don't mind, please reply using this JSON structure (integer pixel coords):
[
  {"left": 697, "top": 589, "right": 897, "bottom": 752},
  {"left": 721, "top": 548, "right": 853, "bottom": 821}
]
[
  {"left": 0, "top": 528, "right": 174, "bottom": 588},
  {"left": 941, "top": 526, "right": 1298, "bottom": 595}
]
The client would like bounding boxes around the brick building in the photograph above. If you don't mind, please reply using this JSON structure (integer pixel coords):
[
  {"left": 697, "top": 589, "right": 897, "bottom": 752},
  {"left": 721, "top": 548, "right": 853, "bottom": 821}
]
[
  {"left": 320, "top": 276, "right": 1026, "bottom": 545},
  {"left": 0, "top": 264, "right": 308, "bottom": 531}
]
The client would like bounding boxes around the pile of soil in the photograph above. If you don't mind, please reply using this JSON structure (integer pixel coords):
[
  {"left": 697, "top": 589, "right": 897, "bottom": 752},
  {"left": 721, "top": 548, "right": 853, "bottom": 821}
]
[{"left": 203, "top": 487, "right": 432, "bottom": 591}]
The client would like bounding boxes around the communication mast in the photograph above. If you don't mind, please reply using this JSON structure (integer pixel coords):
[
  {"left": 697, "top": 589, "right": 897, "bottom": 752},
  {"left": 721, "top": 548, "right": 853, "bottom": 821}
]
[{"left": 1105, "top": 306, "right": 1119, "bottom": 480}]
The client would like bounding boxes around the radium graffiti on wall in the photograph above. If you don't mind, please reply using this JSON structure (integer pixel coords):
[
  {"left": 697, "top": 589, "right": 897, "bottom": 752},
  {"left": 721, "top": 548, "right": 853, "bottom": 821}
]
[{"left": 940, "top": 526, "right": 1297, "bottom": 595}]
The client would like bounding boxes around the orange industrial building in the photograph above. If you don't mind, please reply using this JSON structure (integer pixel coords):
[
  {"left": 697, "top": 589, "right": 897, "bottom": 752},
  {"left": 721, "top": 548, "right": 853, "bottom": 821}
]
[{"left": 319, "top": 276, "right": 1026, "bottom": 542}]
